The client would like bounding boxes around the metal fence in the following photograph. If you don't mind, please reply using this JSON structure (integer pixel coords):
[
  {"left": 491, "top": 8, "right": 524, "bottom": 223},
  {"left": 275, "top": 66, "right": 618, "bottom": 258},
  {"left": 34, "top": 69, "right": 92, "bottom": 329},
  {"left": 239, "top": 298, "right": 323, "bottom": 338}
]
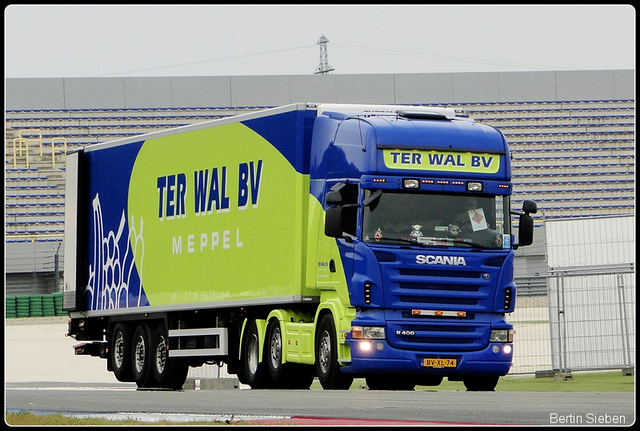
[
  {"left": 509, "top": 264, "right": 636, "bottom": 375},
  {"left": 508, "top": 296, "right": 553, "bottom": 374},
  {"left": 509, "top": 216, "right": 636, "bottom": 375},
  {"left": 548, "top": 264, "right": 635, "bottom": 373}
]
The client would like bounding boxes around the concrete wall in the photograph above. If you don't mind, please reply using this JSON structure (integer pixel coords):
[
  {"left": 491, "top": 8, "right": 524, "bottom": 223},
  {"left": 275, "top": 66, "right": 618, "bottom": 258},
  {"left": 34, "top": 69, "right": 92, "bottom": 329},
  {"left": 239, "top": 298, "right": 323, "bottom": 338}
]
[{"left": 6, "top": 69, "right": 634, "bottom": 110}]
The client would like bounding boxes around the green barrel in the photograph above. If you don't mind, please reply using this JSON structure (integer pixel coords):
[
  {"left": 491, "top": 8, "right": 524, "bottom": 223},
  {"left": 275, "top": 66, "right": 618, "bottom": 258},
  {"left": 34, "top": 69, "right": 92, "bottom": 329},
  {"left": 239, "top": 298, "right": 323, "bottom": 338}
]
[
  {"left": 52, "top": 292, "right": 64, "bottom": 315},
  {"left": 42, "top": 294, "right": 56, "bottom": 317},
  {"left": 15, "top": 296, "right": 30, "bottom": 318},
  {"left": 6, "top": 296, "right": 17, "bottom": 318},
  {"left": 29, "top": 295, "right": 43, "bottom": 317}
]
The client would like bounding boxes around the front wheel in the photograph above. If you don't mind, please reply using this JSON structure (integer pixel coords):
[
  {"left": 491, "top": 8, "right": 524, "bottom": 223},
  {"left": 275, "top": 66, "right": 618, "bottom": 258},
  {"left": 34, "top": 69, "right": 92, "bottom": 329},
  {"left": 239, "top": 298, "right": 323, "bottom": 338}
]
[
  {"left": 315, "top": 314, "right": 353, "bottom": 390},
  {"left": 463, "top": 375, "right": 500, "bottom": 391},
  {"left": 365, "top": 375, "right": 415, "bottom": 391}
]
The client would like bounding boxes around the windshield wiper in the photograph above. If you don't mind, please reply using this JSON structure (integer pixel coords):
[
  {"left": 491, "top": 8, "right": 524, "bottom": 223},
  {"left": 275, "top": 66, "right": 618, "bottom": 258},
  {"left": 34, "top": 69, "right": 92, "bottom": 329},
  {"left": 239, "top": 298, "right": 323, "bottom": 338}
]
[
  {"left": 369, "top": 236, "right": 488, "bottom": 250},
  {"left": 418, "top": 236, "right": 487, "bottom": 249},
  {"left": 451, "top": 240, "right": 487, "bottom": 250},
  {"left": 370, "top": 236, "right": 428, "bottom": 247}
]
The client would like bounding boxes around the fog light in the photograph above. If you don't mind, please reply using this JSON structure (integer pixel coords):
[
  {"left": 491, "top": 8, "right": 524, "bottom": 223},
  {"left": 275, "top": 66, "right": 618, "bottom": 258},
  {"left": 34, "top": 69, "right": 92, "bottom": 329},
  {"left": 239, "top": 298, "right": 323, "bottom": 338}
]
[
  {"left": 492, "top": 345, "right": 500, "bottom": 353},
  {"left": 503, "top": 344, "right": 513, "bottom": 355},
  {"left": 359, "top": 341, "right": 372, "bottom": 352}
]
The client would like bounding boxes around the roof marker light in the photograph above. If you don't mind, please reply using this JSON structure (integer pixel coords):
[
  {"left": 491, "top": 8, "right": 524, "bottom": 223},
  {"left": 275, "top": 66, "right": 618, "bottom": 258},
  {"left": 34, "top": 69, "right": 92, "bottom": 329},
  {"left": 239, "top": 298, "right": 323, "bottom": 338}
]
[
  {"left": 467, "top": 181, "right": 483, "bottom": 192},
  {"left": 403, "top": 179, "right": 420, "bottom": 189},
  {"left": 411, "top": 309, "right": 467, "bottom": 318}
]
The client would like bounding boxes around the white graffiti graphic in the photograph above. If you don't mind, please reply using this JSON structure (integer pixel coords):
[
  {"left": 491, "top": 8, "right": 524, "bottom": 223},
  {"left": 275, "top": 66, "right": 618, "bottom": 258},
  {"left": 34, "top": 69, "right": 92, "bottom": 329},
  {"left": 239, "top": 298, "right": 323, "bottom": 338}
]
[{"left": 87, "top": 193, "right": 145, "bottom": 310}]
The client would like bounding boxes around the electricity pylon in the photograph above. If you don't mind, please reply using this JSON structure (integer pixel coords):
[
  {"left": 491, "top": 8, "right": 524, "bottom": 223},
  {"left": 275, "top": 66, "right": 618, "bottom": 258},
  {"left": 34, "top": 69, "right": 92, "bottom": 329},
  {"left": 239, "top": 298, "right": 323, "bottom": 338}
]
[{"left": 314, "top": 34, "right": 334, "bottom": 74}]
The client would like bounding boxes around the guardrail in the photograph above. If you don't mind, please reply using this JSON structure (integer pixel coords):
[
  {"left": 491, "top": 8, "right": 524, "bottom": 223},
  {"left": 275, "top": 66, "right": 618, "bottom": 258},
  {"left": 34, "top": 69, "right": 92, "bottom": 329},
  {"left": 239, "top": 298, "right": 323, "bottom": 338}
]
[{"left": 11, "top": 129, "right": 67, "bottom": 169}]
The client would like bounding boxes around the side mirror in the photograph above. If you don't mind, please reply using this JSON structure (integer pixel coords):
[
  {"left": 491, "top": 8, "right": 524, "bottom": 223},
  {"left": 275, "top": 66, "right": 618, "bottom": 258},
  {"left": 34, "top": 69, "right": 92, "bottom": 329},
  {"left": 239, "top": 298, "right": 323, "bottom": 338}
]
[
  {"left": 324, "top": 181, "right": 358, "bottom": 239},
  {"left": 517, "top": 213, "right": 534, "bottom": 247},
  {"left": 325, "top": 190, "right": 343, "bottom": 205},
  {"left": 522, "top": 200, "right": 537, "bottom": 214},
  {"left": 513, "top": 200, "right": 537, "bottom": 248},
  {"left": 325, "top": 207, "right": 344, "bottom": 238}
]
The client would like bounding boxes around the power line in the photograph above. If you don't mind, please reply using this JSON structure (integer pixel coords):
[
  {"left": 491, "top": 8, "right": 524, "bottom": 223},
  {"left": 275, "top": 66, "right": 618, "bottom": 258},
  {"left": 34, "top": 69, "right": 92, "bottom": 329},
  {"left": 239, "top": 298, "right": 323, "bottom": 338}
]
[
  {"left": 331, "top": 43, "right": 555, "bottom": 71},
  {"left": 100, "top": 44, "right": 315, "bottom": 77}
]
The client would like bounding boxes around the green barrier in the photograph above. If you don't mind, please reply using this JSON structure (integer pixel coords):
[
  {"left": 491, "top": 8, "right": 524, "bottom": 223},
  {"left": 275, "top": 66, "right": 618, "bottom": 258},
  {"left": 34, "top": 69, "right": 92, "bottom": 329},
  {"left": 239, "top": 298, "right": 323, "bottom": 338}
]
[{"left": 8, "top": 293, "right": 65, "bottom": 318}]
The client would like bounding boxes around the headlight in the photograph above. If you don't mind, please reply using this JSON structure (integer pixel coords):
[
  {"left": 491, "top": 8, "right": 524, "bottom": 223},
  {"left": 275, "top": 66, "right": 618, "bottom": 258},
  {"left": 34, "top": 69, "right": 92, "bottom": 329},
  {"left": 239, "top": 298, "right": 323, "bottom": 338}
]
[
  {"left": 351, "top": 326, "right": 386, "bottom": 340},
  {"left": 490, "top": 329, "right": 514, "bottom": 343}
]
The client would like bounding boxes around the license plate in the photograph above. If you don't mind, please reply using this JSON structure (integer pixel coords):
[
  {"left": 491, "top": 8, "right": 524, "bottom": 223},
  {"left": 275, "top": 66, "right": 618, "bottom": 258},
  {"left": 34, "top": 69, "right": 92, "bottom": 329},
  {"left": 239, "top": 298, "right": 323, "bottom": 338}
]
[{"left": 423, "top": 358, "right": 457, "bottom": 368}]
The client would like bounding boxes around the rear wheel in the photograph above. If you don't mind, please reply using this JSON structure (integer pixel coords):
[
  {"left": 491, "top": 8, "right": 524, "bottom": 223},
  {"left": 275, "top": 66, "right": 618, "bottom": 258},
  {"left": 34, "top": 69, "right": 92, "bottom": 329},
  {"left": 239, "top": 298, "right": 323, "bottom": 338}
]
[
  {"left": 266, "top": 320, "right": 286, "bottom": 384},
  {"left": 132, "top": 323, "right": 155, "bottom": 388},
  {"left": 315, "top": 314, "right": 353, "bottom": 390},
  {"left": 151, "top": 324, "right": 189, "bottom": 390},
  {"left": 241, "top": 320, "right": 272, "bottom": 389},
  {"left": 110, "top": 323, "right": 134, "bottom": 382},
  {"left": 266, "top": 319, "right": 314, "bottom": 389}
]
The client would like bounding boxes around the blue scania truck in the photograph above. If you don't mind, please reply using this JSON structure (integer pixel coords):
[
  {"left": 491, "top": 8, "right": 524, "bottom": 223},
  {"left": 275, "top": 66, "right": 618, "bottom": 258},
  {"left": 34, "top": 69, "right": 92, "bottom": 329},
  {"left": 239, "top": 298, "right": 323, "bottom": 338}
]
[{"left": 65, "top": 103, "right": 536, "bottom": 391}]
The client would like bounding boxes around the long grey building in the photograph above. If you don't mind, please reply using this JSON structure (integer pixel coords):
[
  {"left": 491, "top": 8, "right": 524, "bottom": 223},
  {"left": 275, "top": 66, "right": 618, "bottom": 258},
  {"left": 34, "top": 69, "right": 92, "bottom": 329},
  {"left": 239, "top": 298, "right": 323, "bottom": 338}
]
[{"left": 5, "top": 69, "right": 634, "bottom": 109}]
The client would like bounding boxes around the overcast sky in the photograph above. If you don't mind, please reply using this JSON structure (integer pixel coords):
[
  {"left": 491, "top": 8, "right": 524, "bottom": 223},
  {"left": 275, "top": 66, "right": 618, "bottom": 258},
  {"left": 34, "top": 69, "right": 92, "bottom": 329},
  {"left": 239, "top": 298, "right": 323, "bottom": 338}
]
[{"left": 4, "top": 5, "right": 635, "bottom": 78}]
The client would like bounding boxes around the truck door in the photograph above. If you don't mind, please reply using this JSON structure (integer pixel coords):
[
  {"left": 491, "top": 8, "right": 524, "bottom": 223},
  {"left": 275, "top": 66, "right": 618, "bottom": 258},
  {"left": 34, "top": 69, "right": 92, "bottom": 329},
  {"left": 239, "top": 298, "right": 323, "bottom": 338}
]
[{"left": 316, "top": 182, "right": 357, "bottom": 290}]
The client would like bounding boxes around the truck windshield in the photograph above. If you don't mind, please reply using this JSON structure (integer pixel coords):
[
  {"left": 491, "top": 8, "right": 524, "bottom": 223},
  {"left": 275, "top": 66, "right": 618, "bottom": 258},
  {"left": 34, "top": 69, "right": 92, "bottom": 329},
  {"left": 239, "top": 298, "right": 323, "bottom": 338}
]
[{"left": 362, "top": 190, "right": 510, "bottom": 250}]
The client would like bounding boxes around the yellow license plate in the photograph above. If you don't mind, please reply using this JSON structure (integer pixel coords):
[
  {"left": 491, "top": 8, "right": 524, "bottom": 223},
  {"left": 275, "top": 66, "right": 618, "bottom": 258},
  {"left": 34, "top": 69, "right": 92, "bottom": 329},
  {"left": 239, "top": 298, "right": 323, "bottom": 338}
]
[{"left": 423, "top": 358, "right": 457, "bottom": 368}]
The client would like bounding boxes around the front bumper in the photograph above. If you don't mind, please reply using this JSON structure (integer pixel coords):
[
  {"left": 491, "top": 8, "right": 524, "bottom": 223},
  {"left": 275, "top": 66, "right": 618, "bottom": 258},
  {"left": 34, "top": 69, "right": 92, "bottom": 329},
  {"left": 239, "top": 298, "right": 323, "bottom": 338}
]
[{"left": 340, "top": 339, "right": 513, "bottom": 376}]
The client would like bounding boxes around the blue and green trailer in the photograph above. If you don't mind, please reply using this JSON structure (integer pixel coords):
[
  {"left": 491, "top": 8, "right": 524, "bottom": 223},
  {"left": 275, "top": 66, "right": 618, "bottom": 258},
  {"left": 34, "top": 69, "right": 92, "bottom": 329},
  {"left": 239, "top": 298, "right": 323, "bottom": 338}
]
[{"left": 64, "top": 103, "right": 536, "bottom": 391}]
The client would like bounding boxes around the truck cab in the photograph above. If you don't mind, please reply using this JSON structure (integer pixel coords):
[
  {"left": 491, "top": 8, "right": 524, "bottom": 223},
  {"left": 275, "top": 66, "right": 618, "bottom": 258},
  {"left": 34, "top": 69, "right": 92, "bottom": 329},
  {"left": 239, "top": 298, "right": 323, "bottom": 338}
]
[{"left": 310, "top": 104, "right": 536, "bottom": 390}]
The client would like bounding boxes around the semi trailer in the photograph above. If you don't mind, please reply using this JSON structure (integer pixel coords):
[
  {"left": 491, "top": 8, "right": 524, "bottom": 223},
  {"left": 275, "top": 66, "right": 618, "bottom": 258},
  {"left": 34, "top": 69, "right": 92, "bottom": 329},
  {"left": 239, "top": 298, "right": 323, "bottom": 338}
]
[{"left": 64, "top": 102, "right": 536, "bottom": 391}]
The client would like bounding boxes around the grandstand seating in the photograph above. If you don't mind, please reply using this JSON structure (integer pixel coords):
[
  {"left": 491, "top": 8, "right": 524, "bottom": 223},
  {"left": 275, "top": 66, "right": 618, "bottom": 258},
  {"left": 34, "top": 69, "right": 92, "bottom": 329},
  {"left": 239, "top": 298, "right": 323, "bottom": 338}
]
[{"left": 4, "top": 100, "right": 635, "bottom": 243}]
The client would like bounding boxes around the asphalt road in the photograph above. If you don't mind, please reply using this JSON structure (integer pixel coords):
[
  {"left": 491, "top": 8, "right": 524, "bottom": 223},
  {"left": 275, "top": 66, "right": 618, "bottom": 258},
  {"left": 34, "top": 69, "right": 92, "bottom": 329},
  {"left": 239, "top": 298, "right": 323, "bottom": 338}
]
[
  {"left": 4, "top": 319, "right": 636, "bottom": 425},
  {"left": 5, "top": 383, "right": 635, "bottom": 425}
]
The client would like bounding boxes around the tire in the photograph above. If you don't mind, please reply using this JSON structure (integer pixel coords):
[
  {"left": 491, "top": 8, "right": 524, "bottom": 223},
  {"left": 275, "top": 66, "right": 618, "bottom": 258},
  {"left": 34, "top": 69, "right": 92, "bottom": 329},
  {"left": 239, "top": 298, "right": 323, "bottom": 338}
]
[
  {"left": 241, "top": 320, "right": 272, "bottom": 389},
  {"left": 266, "top": 319, "right": 286, "bottom": 384},
  {"left": 365, "top": 375, "right": 415, "bottom": 391},
  {"left": 463, "top": 375, "right": 500, "bottom": 391},
  {"left": 111, "top": 323, "right": 134, "bottom": 382},
  {"left": 151, "top": 324, "right": 189, "bottom": 390},
  {"left": 415, "top": 375, "right": 444, "bottom": 387},
  {"left": 132, "top": 323, "right": 155, "bottom": 388},
  {"left": 315, "top": 314, "right": 353, "bottom": 390},
  {"left": 266, "top": 319, "right": 314, "bottom": 390}
]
